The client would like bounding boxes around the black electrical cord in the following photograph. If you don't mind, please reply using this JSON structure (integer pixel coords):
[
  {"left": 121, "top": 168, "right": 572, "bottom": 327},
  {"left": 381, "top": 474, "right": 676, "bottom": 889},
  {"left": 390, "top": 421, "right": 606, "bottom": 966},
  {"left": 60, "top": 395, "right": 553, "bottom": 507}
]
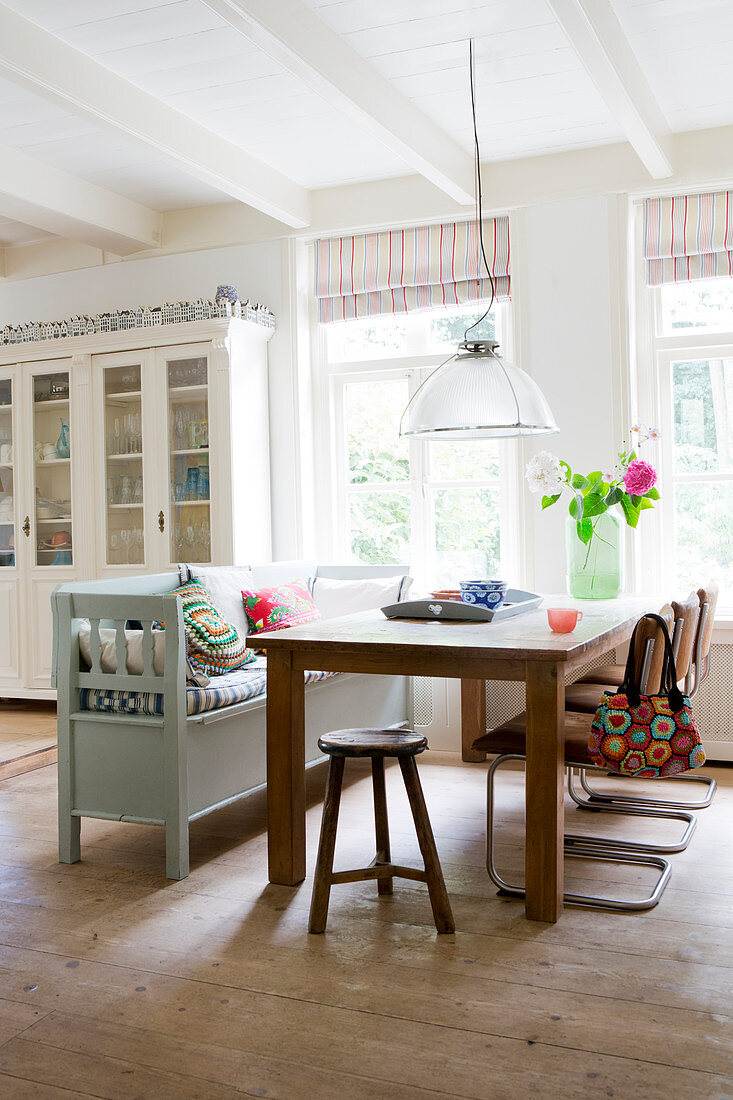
[{"left": 462, "top": 38, "right": 496, "bottom": 348}]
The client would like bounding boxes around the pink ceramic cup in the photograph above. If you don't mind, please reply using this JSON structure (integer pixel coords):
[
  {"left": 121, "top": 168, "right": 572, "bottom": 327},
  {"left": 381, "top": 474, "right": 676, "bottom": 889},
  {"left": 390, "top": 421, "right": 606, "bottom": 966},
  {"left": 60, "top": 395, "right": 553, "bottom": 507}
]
[{"left": 547, "top": 607, "right": 583, "bottom": 633}]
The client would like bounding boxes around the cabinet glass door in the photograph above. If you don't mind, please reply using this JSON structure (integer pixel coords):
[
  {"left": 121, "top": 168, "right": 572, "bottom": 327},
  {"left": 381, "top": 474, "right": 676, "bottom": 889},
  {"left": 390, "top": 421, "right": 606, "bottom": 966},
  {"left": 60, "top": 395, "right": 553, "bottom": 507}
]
[
  {"left": 32, "top": 371, "right": 73, "bottom": 567},
  {"left": 103, "top": 363, "right": 145, "bottom": 566},
  {"left": 0, "top": 379, "right": 14, "bottom": 567},
  {"left": 166, "top": 355, "right": 211, "bottom": 563}
]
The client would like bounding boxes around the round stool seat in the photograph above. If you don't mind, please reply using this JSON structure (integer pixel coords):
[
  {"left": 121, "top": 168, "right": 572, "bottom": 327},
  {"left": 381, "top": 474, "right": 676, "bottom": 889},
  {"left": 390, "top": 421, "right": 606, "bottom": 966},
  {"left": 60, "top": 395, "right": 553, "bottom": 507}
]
[{"left": 317, "top": 728, "right": 427, "bottom": 759}]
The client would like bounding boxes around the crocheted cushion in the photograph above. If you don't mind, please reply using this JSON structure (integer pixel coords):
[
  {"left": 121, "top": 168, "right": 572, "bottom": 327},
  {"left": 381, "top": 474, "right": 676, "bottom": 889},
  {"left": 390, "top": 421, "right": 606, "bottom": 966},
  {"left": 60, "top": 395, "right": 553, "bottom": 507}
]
[
  {"left": 177, "top": 580, "right": 256, "bottom": 676},
  {"left": 242, "top": 580, "right": 321, "bottom": 635}
]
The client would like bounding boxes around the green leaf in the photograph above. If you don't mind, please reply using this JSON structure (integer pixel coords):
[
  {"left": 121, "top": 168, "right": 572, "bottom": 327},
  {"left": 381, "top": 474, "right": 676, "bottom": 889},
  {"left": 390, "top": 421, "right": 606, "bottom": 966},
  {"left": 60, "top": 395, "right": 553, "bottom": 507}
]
[
  {"left": 582, "top": 492, "right": 607, "bottom": 518},
  {"left": 586, "top": 470, "right": 603, "bottom": 493},
  {"left": 571, "top": 473, "right": 588, "bottom": 491},
  {"left": 640, "top": 496, "right": 655, "bottom": 510},
  {"left": 559, "top": 460, "right": 572, "bottom": 481},
  {"left": 605, "top": 486, "right": 622, "bottom": 507},
  {"left": 576, "top": 517, "right": 593, "bottom": 545},
  {"left": 568, "top": 492, "right": 585, "bottom": 520},
  {"left": 620, "top": 493, "right": 640, "bottom": 528},
  {"left": 541, "top": 494, "right": 560, "bottom": 510},
  {"left": 646, "top": 487, "right": 660, "bottom": 500}
]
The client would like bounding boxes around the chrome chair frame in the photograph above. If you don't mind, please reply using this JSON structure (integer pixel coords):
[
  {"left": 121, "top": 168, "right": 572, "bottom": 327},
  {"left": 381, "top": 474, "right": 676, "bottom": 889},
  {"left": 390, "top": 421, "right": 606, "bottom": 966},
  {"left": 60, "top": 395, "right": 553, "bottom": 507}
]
[{"left": 487, "top": 755, "right": 672, "bottom": 912}]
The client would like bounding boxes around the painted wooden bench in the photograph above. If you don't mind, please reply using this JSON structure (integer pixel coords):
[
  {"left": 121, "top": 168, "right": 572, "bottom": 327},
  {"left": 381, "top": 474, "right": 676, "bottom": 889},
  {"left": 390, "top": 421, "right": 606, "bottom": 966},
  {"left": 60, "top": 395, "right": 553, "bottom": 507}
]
[{"left": 52, "top": 562, "right": 409, "bottom": 879}]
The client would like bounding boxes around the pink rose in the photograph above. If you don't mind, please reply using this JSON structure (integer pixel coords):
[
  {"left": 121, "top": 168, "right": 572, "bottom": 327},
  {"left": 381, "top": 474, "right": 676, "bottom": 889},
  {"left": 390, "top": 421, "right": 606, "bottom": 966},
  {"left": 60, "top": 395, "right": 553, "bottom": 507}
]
[{"left": 623, "top": 458, "right": 657, "bottom": 496}]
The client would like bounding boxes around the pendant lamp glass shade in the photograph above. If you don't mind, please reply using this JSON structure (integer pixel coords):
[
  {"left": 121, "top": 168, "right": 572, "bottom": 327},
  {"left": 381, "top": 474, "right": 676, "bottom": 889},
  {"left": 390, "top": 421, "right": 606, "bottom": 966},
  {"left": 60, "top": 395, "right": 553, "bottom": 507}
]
[{"left": 400, "top": 341, "right": 558, "bottom": 440}]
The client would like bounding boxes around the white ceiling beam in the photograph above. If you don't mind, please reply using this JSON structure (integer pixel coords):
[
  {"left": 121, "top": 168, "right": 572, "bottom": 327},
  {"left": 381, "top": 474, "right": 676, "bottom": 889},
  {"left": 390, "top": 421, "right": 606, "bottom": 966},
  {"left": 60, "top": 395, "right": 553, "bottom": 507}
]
[
  {"left": 0, "top": 142, "right": 160, "bottom": 254},
  {"left": 547, "top": 0, "right": 672, "bottom": 179},
  {"left": 0, "top": 3, "right": 310, "bottom": 228},
  {"left": 201, "top": 0, "right": 476, "bottom": 206}
]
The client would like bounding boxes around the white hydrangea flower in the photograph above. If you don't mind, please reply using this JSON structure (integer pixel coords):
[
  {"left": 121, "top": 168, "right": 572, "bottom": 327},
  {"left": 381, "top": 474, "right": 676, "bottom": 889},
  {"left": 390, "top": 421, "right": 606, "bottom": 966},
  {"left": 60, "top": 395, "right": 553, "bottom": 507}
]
[{"left": 525, "top": 451, "right": 566, "bottom": 495}]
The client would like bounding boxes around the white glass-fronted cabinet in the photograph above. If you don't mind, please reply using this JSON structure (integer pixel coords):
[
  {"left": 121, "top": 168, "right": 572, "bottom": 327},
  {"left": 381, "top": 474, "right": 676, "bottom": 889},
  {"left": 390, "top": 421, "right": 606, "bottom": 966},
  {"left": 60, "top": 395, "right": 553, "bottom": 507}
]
[
  {"left": 93, "top": 352, "right": 153, "bottom": 574},
  {"left": 164, "top": 349, "right": 213, "bottom": 566},
  {"left": 0, "top": 360, "right": 88, "bottom": 695},
  {"left": 0, "top": 316, "right": 273, "bottom": 698},
  {"left": 91, "top": 343, "right": 220, "bottom": 574},
  {"left": 0, "top": 371, "right": 20, "bottom": 688}
]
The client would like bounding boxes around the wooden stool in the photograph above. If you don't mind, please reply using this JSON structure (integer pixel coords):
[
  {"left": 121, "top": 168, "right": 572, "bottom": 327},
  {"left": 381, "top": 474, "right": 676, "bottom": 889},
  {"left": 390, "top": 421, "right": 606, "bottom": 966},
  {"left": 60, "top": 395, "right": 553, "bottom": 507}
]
[{"left": 309, "top": 728, "right": 455, "bottom": 935}]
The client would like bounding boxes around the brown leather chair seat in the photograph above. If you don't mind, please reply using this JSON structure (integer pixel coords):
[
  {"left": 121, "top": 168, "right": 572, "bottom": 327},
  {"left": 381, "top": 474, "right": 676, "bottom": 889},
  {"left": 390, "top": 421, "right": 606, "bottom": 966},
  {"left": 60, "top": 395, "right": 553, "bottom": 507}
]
[
  {"left": 472, "top": 710, "right": 594, "bottom": 766},
  {"left": 575, "top": 662, "right": 625, "bottom": 687}
]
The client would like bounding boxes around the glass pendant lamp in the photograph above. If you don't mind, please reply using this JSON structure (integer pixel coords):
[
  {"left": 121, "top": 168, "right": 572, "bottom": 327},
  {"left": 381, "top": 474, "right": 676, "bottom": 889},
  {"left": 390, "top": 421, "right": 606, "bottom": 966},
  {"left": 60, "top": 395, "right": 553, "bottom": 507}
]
[
  {"left": 400, "top": 339, "right": 557, "bottom": 440},
  {"left": 400, "top": 41, "right": 557, "bottom": 442}
]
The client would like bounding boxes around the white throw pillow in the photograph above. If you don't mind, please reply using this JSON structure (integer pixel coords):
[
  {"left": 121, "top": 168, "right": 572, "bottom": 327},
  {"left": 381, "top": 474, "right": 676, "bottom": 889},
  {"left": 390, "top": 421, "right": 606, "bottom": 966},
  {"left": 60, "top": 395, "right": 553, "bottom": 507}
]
[
  {"left": 187, "top": 565, "right": 255, "bottom": 639},
  {"left": 311, "top": 575, "right": 412, "bottom": 620},
  {"left": 78, "top": 622, "right": 166, "bottom": 675}
]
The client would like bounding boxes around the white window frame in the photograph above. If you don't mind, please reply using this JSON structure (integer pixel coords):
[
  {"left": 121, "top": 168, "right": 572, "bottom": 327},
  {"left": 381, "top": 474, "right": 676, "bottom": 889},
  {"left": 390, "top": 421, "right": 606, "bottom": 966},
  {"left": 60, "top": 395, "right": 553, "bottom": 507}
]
[
  {"left": 633, "top": 204, "right": 733, "bottom": 612},
  {"left": 312, "top": 303, "right": 521, "bottom": 589}
]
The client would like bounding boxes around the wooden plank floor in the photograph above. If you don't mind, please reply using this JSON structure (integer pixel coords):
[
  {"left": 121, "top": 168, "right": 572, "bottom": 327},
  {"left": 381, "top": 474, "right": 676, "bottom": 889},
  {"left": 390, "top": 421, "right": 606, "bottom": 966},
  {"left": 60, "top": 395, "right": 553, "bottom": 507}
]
[
  {"left": 0, "top": 701, "right": 56, "bottom": 775},
  {"left": 0, "top": 748, "right": 731, "bottom": 1098}
]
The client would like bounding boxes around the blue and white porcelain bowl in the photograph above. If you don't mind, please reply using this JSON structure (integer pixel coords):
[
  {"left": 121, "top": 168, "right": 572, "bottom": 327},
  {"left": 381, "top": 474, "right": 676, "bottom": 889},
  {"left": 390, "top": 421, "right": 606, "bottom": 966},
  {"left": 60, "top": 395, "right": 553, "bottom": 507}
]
[{"left": 459, "top": 579, "right": 508, "bottom": 610}]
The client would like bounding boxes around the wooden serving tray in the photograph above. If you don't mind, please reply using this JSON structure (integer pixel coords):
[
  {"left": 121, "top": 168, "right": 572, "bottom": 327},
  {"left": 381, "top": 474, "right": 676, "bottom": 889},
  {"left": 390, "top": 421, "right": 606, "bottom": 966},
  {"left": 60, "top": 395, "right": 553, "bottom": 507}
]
[{"left": 381, "top": 589, "right": 542, "bottom": 623}]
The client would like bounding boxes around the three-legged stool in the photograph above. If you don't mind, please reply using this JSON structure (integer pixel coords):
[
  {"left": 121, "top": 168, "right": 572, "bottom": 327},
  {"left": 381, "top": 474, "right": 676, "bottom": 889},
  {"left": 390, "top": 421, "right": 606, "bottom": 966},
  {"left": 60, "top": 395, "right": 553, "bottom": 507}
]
[{"left": 309, "top": 728, "right": 455, "bottom": 934}]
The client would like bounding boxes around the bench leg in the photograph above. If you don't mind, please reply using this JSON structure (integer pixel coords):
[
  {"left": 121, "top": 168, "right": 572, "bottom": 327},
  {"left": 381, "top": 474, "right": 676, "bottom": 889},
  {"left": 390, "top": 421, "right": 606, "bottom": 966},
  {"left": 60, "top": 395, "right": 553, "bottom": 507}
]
[
  {"left": 372, "top": 757, "right": 393, "bottom": 895},
  {"left": 309, "top": 756, "right": 345, "bottom": 934},
  {"left": 399, "top": 756, "right": 455, "bottom": 934},
  {"left": 58, "top": 813, "right": 81, "bottom": 865},
  {"left": 165, "top": 816, "right": 190, "bottom": 880}
]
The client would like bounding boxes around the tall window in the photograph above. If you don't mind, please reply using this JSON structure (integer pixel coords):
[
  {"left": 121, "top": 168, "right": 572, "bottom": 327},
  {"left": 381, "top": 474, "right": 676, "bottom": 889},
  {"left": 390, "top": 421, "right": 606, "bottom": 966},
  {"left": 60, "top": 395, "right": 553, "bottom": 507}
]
[
  {"left": 641, "top": 278, "right": 733, "bottom": 608},
  {"left": 322, "top": 303, "right": 518, "bottom": 588}
]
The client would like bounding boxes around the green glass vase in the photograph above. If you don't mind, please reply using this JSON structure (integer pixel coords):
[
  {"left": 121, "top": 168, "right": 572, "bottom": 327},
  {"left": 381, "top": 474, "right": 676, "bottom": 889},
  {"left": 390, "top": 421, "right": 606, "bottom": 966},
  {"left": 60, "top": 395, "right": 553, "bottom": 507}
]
[{"left": 565, "top": 510, "right": 623, "bottom": 599}]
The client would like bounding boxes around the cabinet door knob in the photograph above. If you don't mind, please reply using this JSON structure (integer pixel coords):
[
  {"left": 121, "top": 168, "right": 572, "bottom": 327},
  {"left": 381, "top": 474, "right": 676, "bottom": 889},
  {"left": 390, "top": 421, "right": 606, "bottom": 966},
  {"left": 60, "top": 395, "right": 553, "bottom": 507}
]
[
  {"left": 22, "top": 515, "right": 30, "bottom": 537},
  {"left": 158, "top": 510, "right": 165, "bottom": 533}
]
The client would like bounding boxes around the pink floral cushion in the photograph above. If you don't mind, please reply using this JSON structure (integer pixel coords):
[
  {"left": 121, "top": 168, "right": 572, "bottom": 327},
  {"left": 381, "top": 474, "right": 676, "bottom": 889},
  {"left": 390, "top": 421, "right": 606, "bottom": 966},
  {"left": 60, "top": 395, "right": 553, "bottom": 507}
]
[{"left": 242, "top": 580, "right": 321, "bottom": 635}]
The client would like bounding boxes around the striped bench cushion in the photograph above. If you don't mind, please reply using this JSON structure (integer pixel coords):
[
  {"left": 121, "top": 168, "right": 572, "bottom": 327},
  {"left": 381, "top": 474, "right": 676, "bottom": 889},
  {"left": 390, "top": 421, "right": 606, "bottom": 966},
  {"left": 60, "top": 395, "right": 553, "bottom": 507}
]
[{"left": 78, "top": 665, "right": 338, "bottom": 717}]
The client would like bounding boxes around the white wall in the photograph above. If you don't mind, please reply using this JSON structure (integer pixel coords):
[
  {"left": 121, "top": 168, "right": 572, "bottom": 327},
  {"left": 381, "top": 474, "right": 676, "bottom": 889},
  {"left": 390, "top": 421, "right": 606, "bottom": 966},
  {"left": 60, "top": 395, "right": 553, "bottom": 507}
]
[
  {"left": 0, "top": 195, "right": 632, "bottom": 578},
  {"left": 515, "top": 194, "right": 625, "bottom": 593},
  {"left": 0, "top": 241, "right": 303, "bottom": 561}
]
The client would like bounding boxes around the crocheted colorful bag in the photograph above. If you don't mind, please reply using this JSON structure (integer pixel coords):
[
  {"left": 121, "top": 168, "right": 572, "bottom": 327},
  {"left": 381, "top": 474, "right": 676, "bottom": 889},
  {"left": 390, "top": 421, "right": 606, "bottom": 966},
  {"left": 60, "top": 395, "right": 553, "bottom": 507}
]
[
  {"left": 177, "top": 580, "right": 255, "bottom": 676},
  {"left": 588, "top": 613, "right": 705, "bottom": 777}
]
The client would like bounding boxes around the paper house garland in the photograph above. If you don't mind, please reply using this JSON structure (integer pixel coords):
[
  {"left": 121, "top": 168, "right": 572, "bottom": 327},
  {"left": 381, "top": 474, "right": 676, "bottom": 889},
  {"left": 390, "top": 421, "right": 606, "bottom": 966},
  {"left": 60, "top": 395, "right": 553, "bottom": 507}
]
[{"left": 0, "top": 294, "right": 274, "bottom": 347}]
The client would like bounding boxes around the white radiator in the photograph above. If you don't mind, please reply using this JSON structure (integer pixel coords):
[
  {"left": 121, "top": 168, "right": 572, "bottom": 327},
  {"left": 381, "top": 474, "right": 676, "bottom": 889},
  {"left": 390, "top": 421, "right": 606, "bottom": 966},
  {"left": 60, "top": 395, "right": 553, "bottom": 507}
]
[{"left": 693, "top": 644, "right": 733, "bottom": 762}]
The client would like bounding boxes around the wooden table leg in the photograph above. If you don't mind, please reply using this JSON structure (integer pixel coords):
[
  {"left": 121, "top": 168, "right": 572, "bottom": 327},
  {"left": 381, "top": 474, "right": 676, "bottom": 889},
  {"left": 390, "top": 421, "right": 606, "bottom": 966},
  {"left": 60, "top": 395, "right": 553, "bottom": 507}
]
[
  {"left": 461, "top": 679, "right": 487, "bottom": 761},
  {"left": 266, "top": 647, "right": 306, "bottom": 885},
  {"left": 524, "top": 661, "right": 564, "bottom": 922}
]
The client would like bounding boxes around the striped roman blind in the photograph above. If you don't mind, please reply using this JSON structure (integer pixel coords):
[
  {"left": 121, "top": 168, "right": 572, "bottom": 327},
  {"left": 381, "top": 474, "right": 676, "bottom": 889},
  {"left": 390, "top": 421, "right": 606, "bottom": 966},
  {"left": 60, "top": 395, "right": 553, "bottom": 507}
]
[
  {"left": 644, "top": 191, "right": 733, "bottom": 286},
  {"left": 315, "top": 218, "right": 510, "bottom": 323}
]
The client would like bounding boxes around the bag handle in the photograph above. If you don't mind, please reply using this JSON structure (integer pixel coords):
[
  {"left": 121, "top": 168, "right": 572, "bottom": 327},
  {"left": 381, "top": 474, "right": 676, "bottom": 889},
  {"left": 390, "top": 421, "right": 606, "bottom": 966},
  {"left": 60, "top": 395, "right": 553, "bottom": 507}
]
[{"left": 619, "top": 612, "right": 685, "bottom": 712}]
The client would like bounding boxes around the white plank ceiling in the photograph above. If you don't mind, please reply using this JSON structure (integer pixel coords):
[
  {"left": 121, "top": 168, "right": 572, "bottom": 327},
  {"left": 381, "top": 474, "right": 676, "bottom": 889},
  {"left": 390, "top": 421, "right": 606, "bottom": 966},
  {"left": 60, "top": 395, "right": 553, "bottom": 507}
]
[{"left": 0, "top": 0, "right": 731, "bottom": 246}]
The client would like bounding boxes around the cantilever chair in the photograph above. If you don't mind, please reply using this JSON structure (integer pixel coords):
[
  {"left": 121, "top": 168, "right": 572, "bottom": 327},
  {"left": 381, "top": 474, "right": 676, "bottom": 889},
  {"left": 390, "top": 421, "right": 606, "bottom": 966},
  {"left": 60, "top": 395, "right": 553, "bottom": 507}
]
[
  {"left": 474, "top": 607, "right": 693, "bottom": 912},
  {"left": 568, "top": 584, "right": 718, "bottom": 811}
]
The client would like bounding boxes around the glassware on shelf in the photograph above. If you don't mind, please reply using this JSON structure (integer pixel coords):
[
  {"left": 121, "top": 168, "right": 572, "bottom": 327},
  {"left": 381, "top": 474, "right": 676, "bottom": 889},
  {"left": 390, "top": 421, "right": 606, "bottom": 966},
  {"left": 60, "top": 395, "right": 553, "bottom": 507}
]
[
  {"left": 0, "top": 379, "right": 13, "bottom": 568},
  {"left": 56, "top": 419, "right": 70, "bottom": 459},
  {"left": 185, "top": 466, "right": 199, "bottom": 499},
  {"left": 50, "top": 375, "right": 69, "bottom": 399},
  {"left": 34, "top": 372, "right": 72, "bottom": 566}
]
